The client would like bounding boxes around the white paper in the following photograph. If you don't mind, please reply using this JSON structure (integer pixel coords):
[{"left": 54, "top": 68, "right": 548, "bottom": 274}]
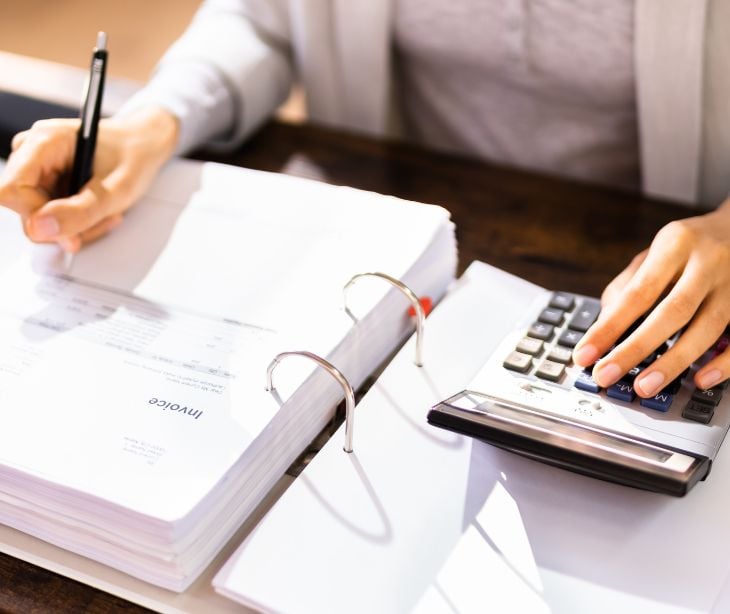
[
  {"left": 215, "top": 261, "right": 730, "bottom": 614},
  {"left": 0, "top": 157, "right": 454, "bottom": 589}
]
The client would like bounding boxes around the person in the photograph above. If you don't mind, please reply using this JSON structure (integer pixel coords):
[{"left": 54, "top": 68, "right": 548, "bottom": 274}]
[{"left": 0, "top": 0, "right": 729, "bottom": 398}]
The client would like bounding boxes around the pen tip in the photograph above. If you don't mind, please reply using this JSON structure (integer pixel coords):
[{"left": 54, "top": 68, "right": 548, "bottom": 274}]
[{"left": 96, "top": 31, "right": 107, "bottom": 51}]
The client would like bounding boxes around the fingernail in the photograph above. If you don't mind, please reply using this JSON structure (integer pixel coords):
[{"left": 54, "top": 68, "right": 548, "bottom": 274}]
[
  {"left": 594, "top": 362, "right": 622, "bottom": 387},
  {"left": 573, "top": 343, "right": 599, "bottom": 366},
  {"left": 636, "top": 371, "right": 665, "bottom": 397},
  {"left": 697, "top": 369, "right": 723, "bottom": 390},
  {"left": 32, "top": 216, "right": 60, "bottom": 240},
  {"left": 59, "top": 237, "right": 81, "bottom": 254}
]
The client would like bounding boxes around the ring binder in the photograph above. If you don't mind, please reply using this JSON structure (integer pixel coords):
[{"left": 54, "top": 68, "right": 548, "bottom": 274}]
[
  {"left": 266, "top": 351, "right": 357, "bottom": 453},
  {"left": 344, "top": 272, "right": 426, "bottom": 367}
]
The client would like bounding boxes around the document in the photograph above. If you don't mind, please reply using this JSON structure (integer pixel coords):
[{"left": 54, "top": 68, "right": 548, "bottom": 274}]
[{"left": 0, "top": 158, "right": 456, "bottom": 589}]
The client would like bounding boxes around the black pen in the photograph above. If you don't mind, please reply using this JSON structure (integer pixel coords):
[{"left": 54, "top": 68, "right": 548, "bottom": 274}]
[{"left": 69, "top": 31, "right": 108, "bottom": 195}]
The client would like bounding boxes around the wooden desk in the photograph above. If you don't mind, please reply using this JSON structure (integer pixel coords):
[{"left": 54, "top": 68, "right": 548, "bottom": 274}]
[{"left": 0, "top": 120, "right": 690, "bottom": 613}]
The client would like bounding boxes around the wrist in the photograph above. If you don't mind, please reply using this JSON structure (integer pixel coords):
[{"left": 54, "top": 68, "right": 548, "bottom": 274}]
[{"left": 108, "top": 106, "right": 180, "bottom": 162}]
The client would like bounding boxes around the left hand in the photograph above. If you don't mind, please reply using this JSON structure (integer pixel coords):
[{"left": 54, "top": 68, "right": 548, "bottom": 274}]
[{"left": 573, "top": 198, "right": 730, "bottom": 397}]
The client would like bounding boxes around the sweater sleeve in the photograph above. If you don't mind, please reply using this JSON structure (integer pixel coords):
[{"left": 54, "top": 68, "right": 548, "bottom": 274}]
[{"left": 116, "top": 0, "right": 294, "bottom": 155}]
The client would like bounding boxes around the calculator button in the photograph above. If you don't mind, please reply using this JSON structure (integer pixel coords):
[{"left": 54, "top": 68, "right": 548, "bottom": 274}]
[
  {"left": 574, "top": 370, "right": 601, "bottom": 393},
  {"left": 716, "top": 335, "right": 730, "bottom": 353},
  {"left": 557, "top": 329, "right": 583, "bottom": 348},
  {"left": 527, "top": 322, "right": 554, "bottom": 341},
  {"left": 607, "top": 382, "right": 636, "bottom": 403},
  {"left": 620, "top": 366, "right": 643, "bottom": 384},
  {"left": 568, "top": 299, "right": 601, "bottom": 332},
  {"left": 549, "top": 292, "right": 575, "bottom": 312},
  {"left": 683, "top": 400, "right": 714, "bottom": 424},
  {"left": 663, "top": 377, "right": 684, "bottom": 395},
  {"left": 639, "top": 352, "right": 657, "bottom": 367},
  {"left": 516, "top": 337, "right": 543, "bottom": 356},
  {"left": 547, "top": 346, "right": 573, "bottom": 364},
  {"left": 691, "top": 386, "right": 724, "bottom": 406},
  {"left": 535, "top": 360, "right": 565, "bottom": 382},
  {"left": 538, "top": 308, "right": 564, "bottom": 326},
  {"left": 640, "top": 392, "right": 674, "bottom": 412},
  {"left": 503, "top": 351, "right": 533, "bottom": 373}
]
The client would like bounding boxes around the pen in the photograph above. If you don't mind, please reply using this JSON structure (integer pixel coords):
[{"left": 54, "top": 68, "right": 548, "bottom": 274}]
[{"left": 69, "top": 31, "right": 108, "bottom": 195}]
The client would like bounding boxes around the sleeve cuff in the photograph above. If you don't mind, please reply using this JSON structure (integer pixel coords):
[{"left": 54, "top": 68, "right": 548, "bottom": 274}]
[{"left": 114, "top": 60, "right": 237, "bottom": 156}]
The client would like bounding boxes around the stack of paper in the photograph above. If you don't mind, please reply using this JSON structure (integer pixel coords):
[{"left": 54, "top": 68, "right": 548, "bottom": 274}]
[{"left": 0, "top": 158, "right": 456, "bottom": 591}]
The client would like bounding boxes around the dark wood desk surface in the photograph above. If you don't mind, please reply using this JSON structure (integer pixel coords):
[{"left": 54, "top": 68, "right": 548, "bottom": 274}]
[{"left": 0, "top": 121, "right": 691, "bottom": 613}]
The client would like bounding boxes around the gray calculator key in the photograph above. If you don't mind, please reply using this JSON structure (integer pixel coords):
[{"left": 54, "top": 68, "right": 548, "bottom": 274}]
[
  {"left": 547, "top": 346, "right": 573, "bottom": 364},
  {"left": 503, "top": 351, "right": 533, "bottom": 373},
  {"left": 568, "top": 299, "right": 601, "bottom": 332},
  {"left": 549, "top": 292, "right": 575, "bottom": 311},
  {"left": 527, "top": 322, "right": 554, "bottom": 341},
  {"left": 535, "top": 360, "right": 565, "bottom": 382},
  {"left": 516, "top": 337, "right": 543, "bottom": 356},
  {"left": 538, "top": 308, "right": 564, "bottom": 326},
  {"left": 558, "top": 328, "right": 584, "bottom": 348}
]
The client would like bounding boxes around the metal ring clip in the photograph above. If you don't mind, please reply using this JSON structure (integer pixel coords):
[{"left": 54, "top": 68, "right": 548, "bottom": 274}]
[
  {"left": 343, "top": 272, "right": 425, "bottom": 367},
  {"left": 266, "top": 351, "right": 357, "bottom": 453}
]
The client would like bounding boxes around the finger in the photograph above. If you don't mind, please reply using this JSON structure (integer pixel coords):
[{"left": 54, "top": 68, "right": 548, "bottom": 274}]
[
  {"left": 600, "top": 250, "right": 648, "bottom": 310},
  {"left": 0, "top": 181, "right": 52, "bottom": 217},
  {"left": 61, "top": 214, "right": 124, "bottom": 253},
  {"left": 26, "top": 165, "right": 132, "bottom": 241},
  {"left": 0, "top": 122, "right": 78, "bottom": 216},
  {"left": 591, "top": 257, "right": 711, "bottom": 389},
  {"left": 573, "top": 228, "right": 689, "bottom": 368},
  {"left": 632, "top": 293, "right": 729, "bottom": 397},
  {"left": 11, "top": 130, "right": 29, "bottom": 152},
  {"left": 695, "top": 340, "right": 730, "bottom": 390}
]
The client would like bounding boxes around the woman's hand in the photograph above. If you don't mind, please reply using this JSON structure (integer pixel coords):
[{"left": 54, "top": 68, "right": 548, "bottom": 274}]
[
  {"left": 573, "top": 199, "right": 730, "bottom": 396},
  {"left": 0, "top": 106, "right": 179, "bottom": 252}
]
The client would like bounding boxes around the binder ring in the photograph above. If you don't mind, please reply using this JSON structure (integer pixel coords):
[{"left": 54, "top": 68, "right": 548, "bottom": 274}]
[
  {"left": 266, "top": 351, "right": 357, "bottom": 453},
  {"left": 344, "top": 272, "right": 425, "bottom": 367}
]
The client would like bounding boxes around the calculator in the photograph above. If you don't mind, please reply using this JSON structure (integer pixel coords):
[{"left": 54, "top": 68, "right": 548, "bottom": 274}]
[{"left": 428, "top": 291, "right": 730, "bottom": 496}]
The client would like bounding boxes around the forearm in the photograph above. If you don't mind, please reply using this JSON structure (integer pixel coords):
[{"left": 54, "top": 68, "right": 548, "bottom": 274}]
[
  {"left": 117, "top": 0, "right": 294, "bottom": 155},
  {"left": 115, "top": 62, "right": 234, "bottom": 156}
]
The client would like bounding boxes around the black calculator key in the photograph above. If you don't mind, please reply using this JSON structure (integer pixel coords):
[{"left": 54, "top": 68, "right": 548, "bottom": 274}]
[
  {"left": 535, "top": 360, "right": 565, "bottom": 382},
  {"left": 663, "top": 377, "right": 684, "bottom": 395},
  {"left": 538, "top": 308, "right": 564, "bottom": 326},
  {"left": 639, "top": 352, "right": 658, "bottom": 367},
  {"left": 557, "top": 329, "right": 583, "bottom": 348},
  {"left": 683, "top": 400, "right": 714, "bottom": 424},
  {"left": 547, "top": 346, "right": 573, "bottom": 364},
  {"left": 692, "top": 386, "right": 724, "bottom": 406},
  {"left": 568, "top": 299, "right": 601, "bottom": 332},
  {"left": 549, "top": 292, "right": 575, "bottom": 312},
  {"left": 527, "top": 322, "right": 554, "bottom": 341},
  {"left": 503, "top": 351, "right": 532, "bottom": 373},
  {"left": 516, "top": 337, "right": 543, "bottom": 356},
  {"left": 620, "top": 366, "right": 643, "bottom": 384}
]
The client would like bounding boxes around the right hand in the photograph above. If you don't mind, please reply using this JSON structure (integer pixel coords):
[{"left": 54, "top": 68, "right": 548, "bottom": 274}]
[{"left": 0, "top": 106, "right": 179, "bottom": 252}]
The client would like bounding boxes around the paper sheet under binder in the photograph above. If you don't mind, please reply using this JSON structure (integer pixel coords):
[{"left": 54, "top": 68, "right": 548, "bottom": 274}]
[{"left": 214, "top": 261, "right": 730, "bottom": 614}]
